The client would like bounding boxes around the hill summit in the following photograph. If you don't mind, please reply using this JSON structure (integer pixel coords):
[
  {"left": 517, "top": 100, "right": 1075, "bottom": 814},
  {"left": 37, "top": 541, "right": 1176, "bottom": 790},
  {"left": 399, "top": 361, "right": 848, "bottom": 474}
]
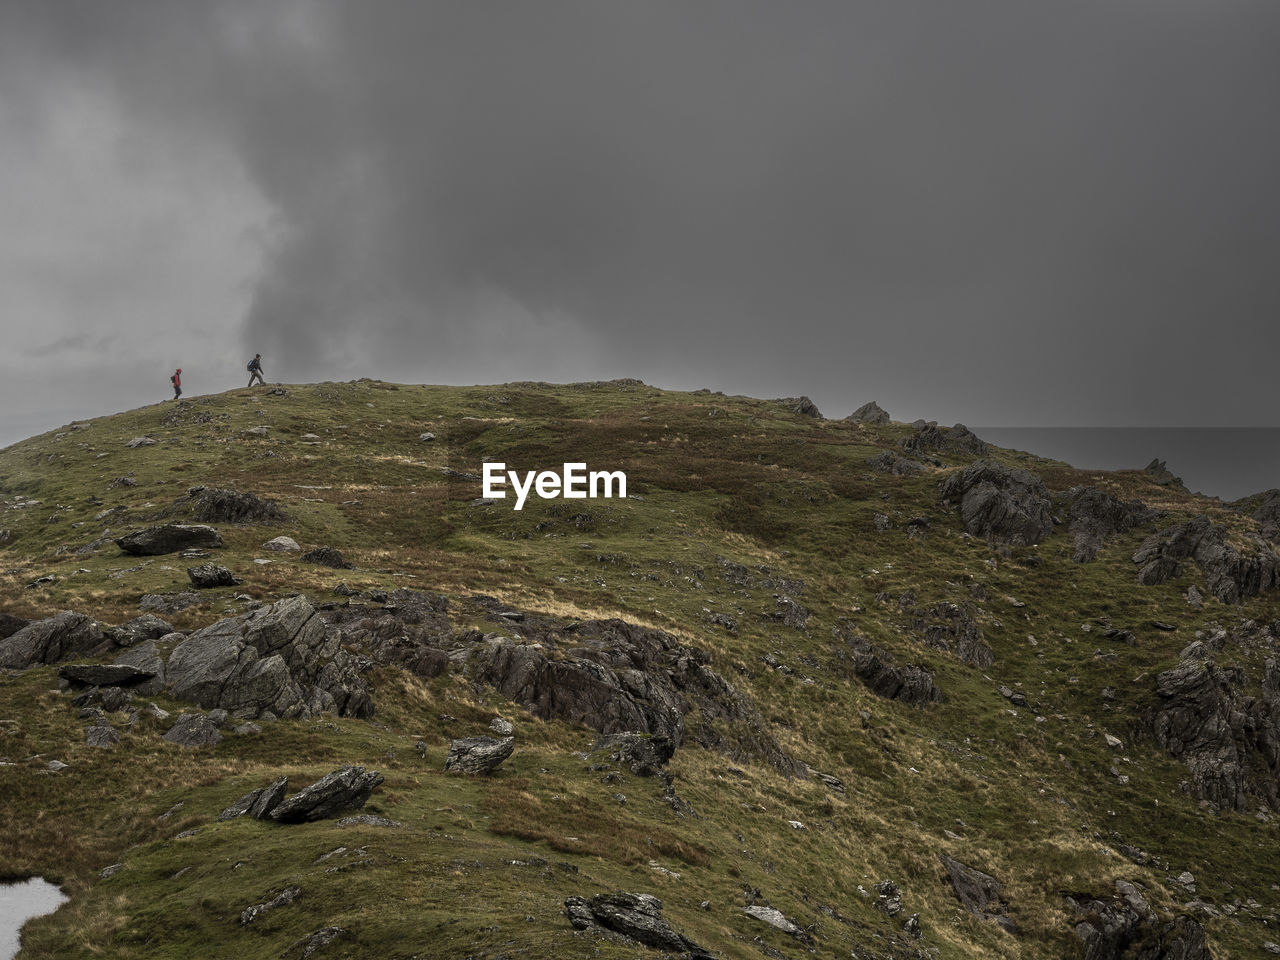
[{"left": 2, "top": 379, "right": 1278, "bottom": 959}]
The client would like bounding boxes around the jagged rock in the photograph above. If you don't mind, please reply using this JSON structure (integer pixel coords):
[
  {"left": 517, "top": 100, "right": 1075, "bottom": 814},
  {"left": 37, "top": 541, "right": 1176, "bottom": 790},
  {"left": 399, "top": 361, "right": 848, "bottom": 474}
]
[
  {"left": 115, "top": 524, "right": 223, "bottom": 556},
  {"left": 419, "top": 432, "right": 436, "bottom": 442},
  {"left": 300, "top": 545, "right": 351, "bottom": 569},
  {"left": 778, "top": 396, "right": 822, "bottom": 418},
  {"left": 565, "top": 892, "right": 714, "bottom": 958},
  {"left": 743, "top": 904, "right": 812, "bottom": 944},
  {"left": 58, "top": 663, "right": 155, "bottom": 688},
  {"left": 163, "top": 713, "right": 223, "bottom": 748},
  {"left": 125, "top": 436, "right": 157, "bottom": 448},
  {"left": 263, "top": 536, "right": 301, "bottom": 552},
  {"left": 939, "top": 460, "right": 1052, "bottom": 546},
  {"left": 940, "top": 855, "right": 1013, "bottom": 930},
  {"left": 444, "top": 736, "right": 514, "bottom": 775},
  {"left": 85, "top": 723, "right": 120, "bottom": 748},
  {"left": 282, "top": 928, "right": 346, "bottom": 959},
  {"left": 0, "top": 612, "right": 105, "bottom": 669},
  {"left": 240, "top": 885, "right": 300, "bottom": 925},
  {"left": 174, "top": 486, "right": 287, "bottom": 524},
  {"left": 1144, "top": 458, "right": 1188, "bottom": 491},
  {"left": 268, "top": 765, "right": 384, "bottom": 823},
  {"left": 1067, "top": 885, "right": 1210, "bottom": 960},
  {"left": 1067, "top": 487, "right": 1161, "bottom": 563},
  {"left": 866, "top": 451, "right": 929, "bottom": 476},
  {"left": 219, "top": 777, "right": 288, "bottom": 821},
  {"left": 1133, "top": 515, "right": 1280, "bottom": 603},
  {"left": 874, "top": 879, "right": 903, "bottom": 916},
  {"left": 903, "top": 423, "right": 989, "bottom": 459},
  {"left": 912, "top": 603, "right": 994, "bottom": 667},
  {"left": 163, "top": 595, "right": 371, "bottom": 720},
  {"left": 769, "top": 594, "right": 809, "bottom": 631},
  {"left": 593, "top": 732, "right": 675, "bottom": 776},
  {"left": 187, "top": 564, "right": 242, "bottom": 588},
  {"left": 838, "top": 629, "right": 941, "bottom": 706},
  {"left": 104, "top": 615, "right": 174, "bottom": 648},
  {"left": 1250, "top": 489, "right": 1280, "bottom": 542},
  {"left": 113, "top": 641, "right": 168, "bottom": 696},
  {"left": 848, "top": 400, "right": 890, "bottom": 424}
]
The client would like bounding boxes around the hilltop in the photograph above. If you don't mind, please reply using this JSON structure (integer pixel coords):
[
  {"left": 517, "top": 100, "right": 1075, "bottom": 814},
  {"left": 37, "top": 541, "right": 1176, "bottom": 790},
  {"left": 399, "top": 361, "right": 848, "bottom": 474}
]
[{"left": 1, "top": 379, "right": 1278, "bottom": 959}]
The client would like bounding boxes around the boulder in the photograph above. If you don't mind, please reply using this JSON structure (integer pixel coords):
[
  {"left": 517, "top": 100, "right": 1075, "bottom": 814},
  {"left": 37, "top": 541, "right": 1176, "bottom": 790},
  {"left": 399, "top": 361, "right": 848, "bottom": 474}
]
[
  {"left": 263, "top": 536, "right": 301, "bottom": 553},
  {"left": 85, "top": 723, "right": 120, "bottom": 748},
  {"left": 778, "top": 396, "right": 822, "bottom": 418},
  {"left": 1250, "top": 489, "right": 1280, "bottom": 542},
  {"left": 219, "top": 777, "right": 288, "bottom": 821},
  {"left": 1067, "top": 487, "right": 1161, "bottom": 563},
  {"left": 139, "top": 592, "right": 201, "bottom": 615},
  {"left": 268, "top": 766, "right": 384, "bottom": 823},
  {"left": 939, "top": 459, "right": 1053, "bottom": 546},
  {"left": 939, "top": 855, "right": 1013, "bottom": 931},
  {"left": 163, "top": 713, "right": 223, "bottom": 748},
  {"left": 115, "top": 524, "right": 223, "bottom": 556},
  {"left": 0, "top": 613, "right": 30, "bottom": 640},
  {"left": 565, "top": 893, "right": 714, "bottom": 959},
  {"left": 912, "top": 602, "right": 994, "bottom": 667},
  {"left": 104, "top": 615, "right": 174, "bottom": 648},
  {"left": 592, "top": 732, "right": 675, "bottom": 776},
  {"left": 866, "top": 450, "right": 928, "bottom": 476},
  {"left": 240, "top": 886, "right": 300, "bottom": 926},
  {"left": 848, "top": 400, "right": 890, "bottom": 424},
  {"left": 0, "top": 612, "right": 105, "bottom": 669},
  {"left": 187, "top": 564, "right": 242, "bottom": 588},
  {"left": 125, "top": 436, "right": 157, "bottom": 448},
  {"left": 743, "top": 905, "right": 812, "bottom": 943},
  {"left": 903, "top": 423, "right": 989, "bottom": 459},
  {"left": 163, "top": 595, "right": 371, "bottom": 720},
  {"left": 839, "top": 630, "right": 941, "bottom": 706},
  {"left": 444, "top": 736, "right": 514, "bottom": 775},
  {"left": 300, "top": 545, "right": 351, "bottom": 569}
]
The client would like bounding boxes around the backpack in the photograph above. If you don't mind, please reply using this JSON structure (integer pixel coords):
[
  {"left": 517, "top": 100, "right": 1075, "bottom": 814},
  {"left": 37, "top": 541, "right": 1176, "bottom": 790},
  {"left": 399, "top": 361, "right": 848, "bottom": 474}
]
[
  {"left": 171, "top": 374, "right": 177, "bottom": 384},
  {"left": 247, "top": 360, "right": 255, "bottom": 371}
]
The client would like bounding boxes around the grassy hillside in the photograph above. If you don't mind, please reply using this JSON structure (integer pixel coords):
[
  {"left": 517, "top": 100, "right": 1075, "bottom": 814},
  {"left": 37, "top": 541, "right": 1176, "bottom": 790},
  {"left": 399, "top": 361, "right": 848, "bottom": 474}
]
[{"left": 2, "top": 379, "right": 1277, "bottom": 959}]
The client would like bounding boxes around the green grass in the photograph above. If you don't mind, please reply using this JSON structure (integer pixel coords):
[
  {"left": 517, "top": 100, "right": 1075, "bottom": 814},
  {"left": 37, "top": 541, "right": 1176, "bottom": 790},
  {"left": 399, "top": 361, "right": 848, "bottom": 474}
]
[{"left": 3, "top": 379, "right": 1279, "bottom": 958}]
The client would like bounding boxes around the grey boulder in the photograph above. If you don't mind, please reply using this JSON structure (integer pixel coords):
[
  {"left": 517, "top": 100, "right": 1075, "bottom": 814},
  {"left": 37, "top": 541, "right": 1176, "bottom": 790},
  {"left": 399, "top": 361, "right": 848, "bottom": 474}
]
[
  {"left": 939, "top": 459, "right": 1053, "bottom": 546},
  {"left": 0, "top": 612, "right": 105, "bottom": 669},
  {"left": 187, "top": 564, "right": 242, "bottom": 588},
  {"left": 848, "top": 400, "right": 890, "bottom": 424},
  {"left": 116, "top": 524, "right": 223, "bottom": 556},
  {"left": 565, "top": 892, "right": 714, "bottom": 959},
  {"left": 268, "top": 765, "right": 384, "bottom": 823},
  {"left": 445, "top": 736, "right": 514, "bottom": 775},
  {"left": 163, "top": 713, "right": 223, "bottom": 748}
]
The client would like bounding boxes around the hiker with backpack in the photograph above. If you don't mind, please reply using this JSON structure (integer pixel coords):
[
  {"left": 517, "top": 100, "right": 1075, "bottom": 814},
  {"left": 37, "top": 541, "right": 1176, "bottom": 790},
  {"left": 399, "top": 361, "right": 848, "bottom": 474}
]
[
  {"left": 171, "top": 368, "right": 182, "bottom": 400},
  {"left": 247, "top": 353, "right": 265, "bottom": 387}
]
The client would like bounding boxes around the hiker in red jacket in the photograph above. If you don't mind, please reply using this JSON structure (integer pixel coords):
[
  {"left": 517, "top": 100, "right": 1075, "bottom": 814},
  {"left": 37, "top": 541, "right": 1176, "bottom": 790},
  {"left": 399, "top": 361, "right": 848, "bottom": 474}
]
[{"left": 171, "top": 368, "right": 182, "bottom": 400}]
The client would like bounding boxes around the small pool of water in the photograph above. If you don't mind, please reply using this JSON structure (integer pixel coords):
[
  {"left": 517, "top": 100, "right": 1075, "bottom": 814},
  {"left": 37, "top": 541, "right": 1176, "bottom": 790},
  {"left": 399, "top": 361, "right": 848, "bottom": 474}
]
[{"left": 0, "top": 878, "right": 67, "bottom": 960}]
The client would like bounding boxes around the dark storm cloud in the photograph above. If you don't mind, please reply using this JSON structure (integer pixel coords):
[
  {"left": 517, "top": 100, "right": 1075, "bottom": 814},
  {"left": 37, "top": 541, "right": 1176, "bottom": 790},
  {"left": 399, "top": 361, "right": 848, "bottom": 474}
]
[{"left": 5, "top": 1, "right": 1280, "bottom": 425}]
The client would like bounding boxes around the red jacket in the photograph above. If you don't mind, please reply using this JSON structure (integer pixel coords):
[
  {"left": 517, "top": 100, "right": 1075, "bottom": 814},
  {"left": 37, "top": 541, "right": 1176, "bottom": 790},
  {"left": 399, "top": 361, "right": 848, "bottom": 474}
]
[{"left": 172, "top": 371, "right": 181, "bottom": 386}]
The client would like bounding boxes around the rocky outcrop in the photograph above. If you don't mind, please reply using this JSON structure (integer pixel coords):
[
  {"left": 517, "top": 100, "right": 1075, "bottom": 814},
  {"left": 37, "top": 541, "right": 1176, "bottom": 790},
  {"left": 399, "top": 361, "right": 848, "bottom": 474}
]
[
  {"left": 1250, "top": 489, "right": 1280, "bottom": 542},
  {"left": 565, "top": 892, "right": 713, "bottom": 959},
  {"left": 866, "top": 451, "right": 929, "bottom": 476},
  {"left": 903, "top": 423, "right": 989, "bottom": 459},
  {"left": 1067, "top": 884, "right": 1210, "bottom": 960},
  {"left": 0, "top": 612, "right": 105, "bottom": 669},
  {"left": 219, "top": 777, "right": 288, "bottom": 821},
  {"left": 939, "top": 855, "right": 1013, "bottom": 932},
  {"left": 939, "top": 460, "right": 1052, "bottom": 546},
  {"left": 268, "top": 766, "right": 384, "bottom": 823},
  {"left": 778, "top": 396, "right": 822, "bottom": 418},
  {"left": 848, "top": 401, "right": 890, "bottom": 424},
  {"left": 115, "top": 524, "right": 223, "bottom": 556},
  {"left": 593, "top": 731, "right": 676, "bottom": 776},
  {"left": 911, "top": 603, "right": 994, "bottom": 668},
  {"left": 172, "top": 486, "right": 287, "bottom": 524},
  {"left": 836, "top": 628, "right": 941, "bottom": 706},
  {"left": 1067, "top": 487, "right": 1161, "bottom": 563},
  {"left": 444, "top": 737, "right": 514, "bottom": 775},
  {"left": 103, "top": 615, "right": 174, "bottom": 648},
  {"left": 161, "top": 596, "right": 371, "bottom": 720},
  {"left": 1144, "top": 458, "right": 1188, "bottom": 492},
  {"left": 1133, "top": 515, "right": 1280, "bottom": 603}
]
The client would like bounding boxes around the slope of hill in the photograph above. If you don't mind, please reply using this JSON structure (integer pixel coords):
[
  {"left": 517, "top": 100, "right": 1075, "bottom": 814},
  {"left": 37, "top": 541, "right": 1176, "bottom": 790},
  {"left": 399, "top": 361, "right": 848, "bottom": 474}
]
[{"left": 2, "top": 379, "right": 1278, "bottom": 959}]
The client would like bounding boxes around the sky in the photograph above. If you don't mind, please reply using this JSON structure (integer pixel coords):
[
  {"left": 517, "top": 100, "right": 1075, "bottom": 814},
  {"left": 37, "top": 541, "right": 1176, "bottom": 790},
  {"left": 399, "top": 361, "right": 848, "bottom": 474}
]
[{"left": 3, "top": 1, "right": 1280, "bottom": 449}]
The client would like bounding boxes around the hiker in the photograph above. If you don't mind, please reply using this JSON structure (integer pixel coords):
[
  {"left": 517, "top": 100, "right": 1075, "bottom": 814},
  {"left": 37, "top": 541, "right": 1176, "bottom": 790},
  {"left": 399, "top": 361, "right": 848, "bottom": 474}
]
[
  {"left": 171, "top": 368, "right": 182, "bottom": 400},
  {"left": 247, "top": 353, "right": 265, "bottom": 387}
]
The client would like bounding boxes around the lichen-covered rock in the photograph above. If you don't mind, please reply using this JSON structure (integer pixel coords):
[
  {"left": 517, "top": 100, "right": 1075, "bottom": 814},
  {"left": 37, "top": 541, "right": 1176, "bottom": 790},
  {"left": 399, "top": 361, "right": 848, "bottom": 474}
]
[
  {"left": 0, "top": 612, "right": 105, "bottom": 669},
  {"left": 268, "top": 766, "right": 383, "bottom": 823},
  {"left": 939, "top": 459, "right": 1052, "bottom": 546},
  {"left": 565, "top": 892, "right": 714, "bottom": 958},
  {"left": 163, "top": 713, "right": 223, "bottom": 748},
  {"left": 444, "top": 736, "right": 514, "bottom": 775},
  {"left": 115, "top": 524, "right": 223, "bottom": 556}
]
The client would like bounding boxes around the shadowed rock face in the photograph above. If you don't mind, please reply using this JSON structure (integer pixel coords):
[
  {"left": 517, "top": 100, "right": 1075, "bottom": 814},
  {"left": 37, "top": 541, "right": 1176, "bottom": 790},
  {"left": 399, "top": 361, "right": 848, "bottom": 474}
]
[
  {"left": 0, "top": 612, "right": 105, "bottom": 669},
  {"left": 903, "top": 423, "right": 989, "bottom": 459},
  {"left": 115, "top": 524, "right": 223, "bottom": 556},
  {"left": 160, "top": 596, "right": 371, "bottom": 720},
  {"left": 939, "top": 459, "right": 1052, "bottom": 546},
  {"left": 1133, "top": 515, "right": 1280, "bottom": 603}
]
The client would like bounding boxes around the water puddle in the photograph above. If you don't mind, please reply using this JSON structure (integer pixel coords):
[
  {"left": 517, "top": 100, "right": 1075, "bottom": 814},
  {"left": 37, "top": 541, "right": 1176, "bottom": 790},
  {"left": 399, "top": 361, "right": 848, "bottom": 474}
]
[{"left": 0, "top": 878, "right": 67, "bottom": 960}]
